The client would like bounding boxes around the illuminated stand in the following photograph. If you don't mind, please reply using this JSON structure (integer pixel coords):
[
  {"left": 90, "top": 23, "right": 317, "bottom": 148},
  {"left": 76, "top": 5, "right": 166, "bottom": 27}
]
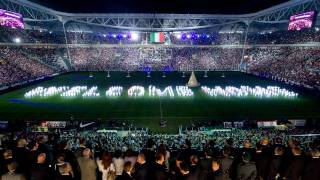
[
  {"left": 107, "top": 71, "right": 111, "bottom": 78},
  {"left": 187, "top": 71, "right": 200, "bottom": 88}
]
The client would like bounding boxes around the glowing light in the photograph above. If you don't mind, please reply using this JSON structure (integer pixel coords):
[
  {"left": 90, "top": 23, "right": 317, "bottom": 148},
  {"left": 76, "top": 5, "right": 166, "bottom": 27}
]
[
  {"left": 24, "top": 86, "right": 69, "bottom": 98},
  {"left": 13, "top": 37, "right": 21, "bottom": 43},
  {"left": 148, "top": 86, "right": 174, "bottom": 97},
  {"left": 117, "top": 34, "right": 123, "bottom": 40},
  {"left": 82, "top": 86, "right": 100, "bottom": 98},
  {"left": 176, "top": 86, "right": 194, "bottom": 97},
  {"left": 106, "top": 86, "right": 123, "bottom": 97},
  {"left": 60, "top": 86, "right": 87, "bottom": 98},
  {"left": 131, "top": 32, "right": 139, "bottom": 41},
  {"left": 201, "top": 86, "right": 298, "bottom": 98},
  {"left": 128, "top": 86, "right": 145, "bottom": 97},
  {"left": 24, "top": 85, "right": 297, "bottom": 99}
]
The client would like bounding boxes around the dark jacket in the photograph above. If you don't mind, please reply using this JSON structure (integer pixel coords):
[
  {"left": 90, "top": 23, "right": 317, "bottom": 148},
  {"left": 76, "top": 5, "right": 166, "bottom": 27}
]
[
  {"left": 133, "top": 163, "right": 148, "bottom": 180},
  {"left": 30, "top": 163, "right": 53, "bottom": 180},
  {"left": 207, "top": 169, "right": 224, "bottom": 180},
  {"left": 13, "top": 147, "right": 29, "bottom": 174},
  {"left": 237, "top": 162, "right": 257, "bottom": 180},
  {"left": 283, "top": 155, "right": 305, "bottom": 180},
  {"left": 301, "top": 157, "right": 320, "bottom": 180},
  {"left": 150, "top": 162, "right": 169, "bottom": 180},
  {"left": 267, "top": 155, "right": 285, "bottom": 180},
  {"left": 116, "top": 172, "right": 132, "bottom": 180},
  {"left": 253, "top": 151, "right": 270, "bottom": 180},
  {"left": 219, "top": 156, "right": 233, "bottom": 180}
]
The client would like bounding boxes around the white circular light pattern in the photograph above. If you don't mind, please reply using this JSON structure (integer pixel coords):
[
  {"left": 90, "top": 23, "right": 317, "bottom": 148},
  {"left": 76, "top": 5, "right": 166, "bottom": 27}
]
[
  {"left": 148, "top": 86, "right": 174, "bottom": 97},
  {"left": 128, "top": 86, "right": 145, "bottom": 97},
  {"left": 176, "top": 86, "right": 194, "bottom": 97},
  {"left": 60, "top": 86, "right": 87, "bottom": 98},
  {"left": 82, "top": 86, "right": 100, "bottom": 98},
  {"left": 201, "top": 86, "right": 298, "bottom": 98},
  {"left": 106, "top": 86, "right": 123, "bottom": 97}
]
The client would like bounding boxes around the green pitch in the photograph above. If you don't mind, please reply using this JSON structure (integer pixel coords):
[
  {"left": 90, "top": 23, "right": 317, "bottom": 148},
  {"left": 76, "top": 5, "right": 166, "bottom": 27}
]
[{"left": 0, "top": 71, "right": 320, "bottom": 133}]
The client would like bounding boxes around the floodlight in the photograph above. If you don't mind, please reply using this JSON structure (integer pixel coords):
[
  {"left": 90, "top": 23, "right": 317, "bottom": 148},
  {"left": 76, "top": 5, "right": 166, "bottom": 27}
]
[{"left": 131, "top": 32, "right": 139, "bottom": 41}]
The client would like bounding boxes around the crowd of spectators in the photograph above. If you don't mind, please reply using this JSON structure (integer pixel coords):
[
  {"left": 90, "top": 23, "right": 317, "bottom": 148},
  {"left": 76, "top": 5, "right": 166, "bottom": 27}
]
[
  {"left": 1, "top": 44, "right": 319, "bottom": 89},
  {"left": 245, "top": 47, "right": 320, "bottom": 87},
  {"left": 0, "top": 46, "right": 55, "bottom": 88},
  {"left": 1, "top": 26, "right": 320, "bottom": 89},
  {"left": 70, "top": 47, "right": 242, "bottom": 72},
  {"left": 0, "top": 27, "right": 66, "bottom": 44},
  {"left": 0, "top": 128, "right": 320, "bottom": 180},
  {"left": 21, "top": 46, "right": 69, "bottom": 71}
]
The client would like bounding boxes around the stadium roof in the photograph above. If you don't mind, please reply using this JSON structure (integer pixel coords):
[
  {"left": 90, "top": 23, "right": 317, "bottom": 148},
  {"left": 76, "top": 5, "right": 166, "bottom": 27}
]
[
  {"left": 28, "top": 0, "right": 290, "bottom": 14},
  {"left": 0, "top": 0, "right": 319, "bottom": 31}
]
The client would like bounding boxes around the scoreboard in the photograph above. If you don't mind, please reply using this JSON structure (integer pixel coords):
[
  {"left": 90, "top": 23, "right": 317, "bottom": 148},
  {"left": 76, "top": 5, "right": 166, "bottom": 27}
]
[{"left": 0, "top": 9, "right": 24, "bottom": 29}]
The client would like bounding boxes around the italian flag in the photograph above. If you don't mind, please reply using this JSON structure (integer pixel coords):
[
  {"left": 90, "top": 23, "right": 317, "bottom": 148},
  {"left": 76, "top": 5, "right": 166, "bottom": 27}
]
[{"left": 150, "top": 32, "right": 165, "bottom": 43}]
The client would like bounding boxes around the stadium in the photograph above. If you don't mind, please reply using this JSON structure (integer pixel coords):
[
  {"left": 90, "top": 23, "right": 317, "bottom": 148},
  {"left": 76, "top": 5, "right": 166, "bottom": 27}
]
[{"left": 0, "top": 0, "right": 320, "bottom": 179}]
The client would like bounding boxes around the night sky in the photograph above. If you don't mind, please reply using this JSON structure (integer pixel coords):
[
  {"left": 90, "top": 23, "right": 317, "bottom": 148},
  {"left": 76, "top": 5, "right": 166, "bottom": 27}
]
[{"left": 29, "top": 0, "right": 290, "bottom": 14}]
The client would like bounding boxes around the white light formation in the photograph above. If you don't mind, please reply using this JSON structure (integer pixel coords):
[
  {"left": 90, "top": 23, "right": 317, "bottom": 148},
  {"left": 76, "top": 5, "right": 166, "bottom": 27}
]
[
  {"left": 25, "top": 86, "right": 69, "bottom": 98},
  {"left": 201, "top": 86, "right": 298, "bottom": 98},
  {"left": 82, "top": 86, "right": 100, "bottom": 98},
  {"left": 106, "top": 86, "right": 123, "bottom": 97},
  {"left": 128, "top": 86, "right": 145, "bottom": 97},
  {"left": 148, "top": 86, "right": 174, "bottom": 97},
  {"left": 176, "top": 86, "right": 194, "bottom": 97},
  {"left": 24, "top": 85, "right": 298, "bottom": 99},
  {"left": 60, "top": 86, "right": 87, "bottom": 98}
]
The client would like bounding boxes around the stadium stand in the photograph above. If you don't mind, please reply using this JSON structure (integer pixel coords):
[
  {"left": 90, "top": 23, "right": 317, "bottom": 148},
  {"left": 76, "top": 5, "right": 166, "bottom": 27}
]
[{"left": 0, "top": 128, "right": 320, "bottom": 180}]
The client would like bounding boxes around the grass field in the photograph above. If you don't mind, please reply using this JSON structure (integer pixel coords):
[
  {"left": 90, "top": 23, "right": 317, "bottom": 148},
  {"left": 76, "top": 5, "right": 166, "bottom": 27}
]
[{"left": 1, "top": 71, "right": 320, "bottom": 133}]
